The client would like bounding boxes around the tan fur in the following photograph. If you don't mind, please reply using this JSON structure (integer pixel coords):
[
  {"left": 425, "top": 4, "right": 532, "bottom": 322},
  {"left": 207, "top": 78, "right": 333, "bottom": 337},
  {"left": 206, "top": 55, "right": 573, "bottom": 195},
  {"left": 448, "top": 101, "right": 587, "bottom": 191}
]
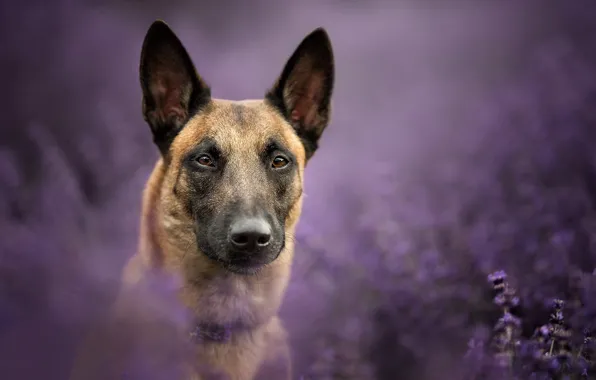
[
  {"left": 70, "top": 100, "right": 305, "bottom": 380},
  {"left": 71, "top": 21, "right": 334, "bottom": 379}
]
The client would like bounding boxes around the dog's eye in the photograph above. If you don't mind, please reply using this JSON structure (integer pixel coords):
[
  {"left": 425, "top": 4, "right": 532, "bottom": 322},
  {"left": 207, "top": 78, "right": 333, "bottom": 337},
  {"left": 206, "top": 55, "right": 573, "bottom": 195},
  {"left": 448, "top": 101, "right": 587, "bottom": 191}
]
[
  {"left": 271, "top": 156, "right": 289, "bottom": 169},
  {"left": 195, "top": 154, "right": 215, "bottom": 167}
]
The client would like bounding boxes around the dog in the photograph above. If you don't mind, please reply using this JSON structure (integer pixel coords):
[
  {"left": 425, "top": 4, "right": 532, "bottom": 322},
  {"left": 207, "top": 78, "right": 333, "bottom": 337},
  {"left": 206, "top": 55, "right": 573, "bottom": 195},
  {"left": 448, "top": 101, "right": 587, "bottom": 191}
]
[{"left": 69, "top": 20, "right": 334, "bottom": 380}]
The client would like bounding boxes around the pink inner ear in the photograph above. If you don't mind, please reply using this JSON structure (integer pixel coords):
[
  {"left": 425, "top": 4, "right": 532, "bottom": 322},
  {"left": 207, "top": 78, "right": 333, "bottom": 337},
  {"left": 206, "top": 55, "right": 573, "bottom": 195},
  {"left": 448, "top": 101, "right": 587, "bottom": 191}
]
[
  {"left": 290, "top": 72, "right": 324, "bottom": 128},
  {"left": 150, "top": 75, "right": 188, "bottom": 121}
]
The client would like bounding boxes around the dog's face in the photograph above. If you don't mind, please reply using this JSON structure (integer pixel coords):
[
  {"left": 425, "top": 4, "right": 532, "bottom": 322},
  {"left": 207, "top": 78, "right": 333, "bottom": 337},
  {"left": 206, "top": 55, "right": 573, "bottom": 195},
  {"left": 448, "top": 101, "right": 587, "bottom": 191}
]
[{"left": 139, "top": 21, "right": 334, "bottom": 275}]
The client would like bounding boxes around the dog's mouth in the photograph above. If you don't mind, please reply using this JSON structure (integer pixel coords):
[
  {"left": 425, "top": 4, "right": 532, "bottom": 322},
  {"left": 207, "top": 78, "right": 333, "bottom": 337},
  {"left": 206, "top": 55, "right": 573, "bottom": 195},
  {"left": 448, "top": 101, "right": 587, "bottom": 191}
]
[
  {"left": 199, "top": 246, "right": 276, "bottom": 275},
  {"left": 219, "top": 247, "right": 287, "bottom": 275},
  {"left": 222, "top": 259, "right": 268, "bottom": 276},
  {"left": 197, "top": 231, "right": 285, "bottom": 275}
]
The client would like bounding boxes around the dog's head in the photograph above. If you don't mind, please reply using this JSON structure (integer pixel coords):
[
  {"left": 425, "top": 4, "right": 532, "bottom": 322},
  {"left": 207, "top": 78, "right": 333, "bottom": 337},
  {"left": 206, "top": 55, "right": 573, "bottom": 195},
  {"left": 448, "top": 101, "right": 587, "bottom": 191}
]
[{"left": 139, "top": 21, "right": 334, "bottom": 276}]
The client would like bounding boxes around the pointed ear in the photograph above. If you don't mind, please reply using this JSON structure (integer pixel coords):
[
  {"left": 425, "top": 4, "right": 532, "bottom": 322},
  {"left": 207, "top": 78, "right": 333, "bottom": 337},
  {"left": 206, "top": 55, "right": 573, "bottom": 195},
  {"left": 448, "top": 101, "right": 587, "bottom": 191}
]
[
  {"left": 266, "top": 28, "right": 335, "bottom": 161},
  {"left": 139, "top": 20, "right": 211, "bottom": 156}
]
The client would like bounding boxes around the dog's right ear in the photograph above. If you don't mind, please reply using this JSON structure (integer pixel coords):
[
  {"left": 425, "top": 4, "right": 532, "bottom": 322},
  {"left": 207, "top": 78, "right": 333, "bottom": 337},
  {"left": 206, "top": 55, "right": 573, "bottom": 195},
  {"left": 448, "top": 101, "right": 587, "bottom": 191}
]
[
  {"left": 266, "top": 28, "right": 334, "bottom": 162},
  {"left": 140, "top": 20, "right": 211, "bottom": 156}
]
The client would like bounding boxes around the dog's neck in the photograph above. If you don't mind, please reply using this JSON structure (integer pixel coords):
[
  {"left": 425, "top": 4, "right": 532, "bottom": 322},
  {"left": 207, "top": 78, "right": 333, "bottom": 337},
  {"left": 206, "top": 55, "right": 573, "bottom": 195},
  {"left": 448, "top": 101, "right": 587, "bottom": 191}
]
[
  {"left": 126, "top": 264, "right": 262, "bottom": 344},
  {"left": 188, "top": 320, "right": 253, "bottom": 343}
]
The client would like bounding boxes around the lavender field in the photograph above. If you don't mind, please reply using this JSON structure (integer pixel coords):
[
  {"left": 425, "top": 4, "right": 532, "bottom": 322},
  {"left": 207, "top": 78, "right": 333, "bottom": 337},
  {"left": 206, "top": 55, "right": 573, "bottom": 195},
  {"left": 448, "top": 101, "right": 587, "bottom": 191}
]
[{"left": 1, "top": 1, "right": 596, "bottom": 379}]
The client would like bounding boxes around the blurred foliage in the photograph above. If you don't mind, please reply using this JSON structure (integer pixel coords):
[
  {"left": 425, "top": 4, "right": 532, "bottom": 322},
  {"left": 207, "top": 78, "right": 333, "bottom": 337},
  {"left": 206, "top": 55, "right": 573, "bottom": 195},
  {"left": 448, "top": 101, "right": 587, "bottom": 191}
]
[{"left": 2, "top": 1, "right": 596, "bottom": 379}]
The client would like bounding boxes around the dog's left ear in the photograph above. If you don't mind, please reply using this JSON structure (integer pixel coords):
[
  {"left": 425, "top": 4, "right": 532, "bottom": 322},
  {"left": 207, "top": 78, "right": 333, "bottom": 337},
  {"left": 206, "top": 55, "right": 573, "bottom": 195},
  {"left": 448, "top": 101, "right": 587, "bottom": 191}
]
[
  {"left": 140, "top": 20, "right": 211, "bottom": 156},
  {"left": 266, "top": 28, "right": 335, "bottom": 161}
]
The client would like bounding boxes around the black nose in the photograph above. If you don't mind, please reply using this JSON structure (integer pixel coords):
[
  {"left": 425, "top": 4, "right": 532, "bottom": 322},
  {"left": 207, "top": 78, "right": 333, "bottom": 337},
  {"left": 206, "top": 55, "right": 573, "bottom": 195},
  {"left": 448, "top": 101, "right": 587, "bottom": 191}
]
[{"left": 229, "top": 218, "right": 272, "bottom": 252}]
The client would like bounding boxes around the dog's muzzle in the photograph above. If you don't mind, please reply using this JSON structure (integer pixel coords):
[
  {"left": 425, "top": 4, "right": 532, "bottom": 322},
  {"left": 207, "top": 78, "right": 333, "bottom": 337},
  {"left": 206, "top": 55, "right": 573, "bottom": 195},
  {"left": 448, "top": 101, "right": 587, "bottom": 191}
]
[
  {"left": 199, "top": 209, "right": 284, "bottom": 275},
  {"left": 222, "top": 216, "right": 281, "bottom": 274}
]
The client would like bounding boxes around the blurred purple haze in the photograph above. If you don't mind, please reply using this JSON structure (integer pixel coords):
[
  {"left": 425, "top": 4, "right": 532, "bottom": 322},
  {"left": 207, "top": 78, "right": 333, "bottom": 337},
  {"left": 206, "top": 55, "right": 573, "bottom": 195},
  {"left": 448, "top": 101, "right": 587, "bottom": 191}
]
[{"left": 1, "top": 0, "right": 596, "bottom": 379}]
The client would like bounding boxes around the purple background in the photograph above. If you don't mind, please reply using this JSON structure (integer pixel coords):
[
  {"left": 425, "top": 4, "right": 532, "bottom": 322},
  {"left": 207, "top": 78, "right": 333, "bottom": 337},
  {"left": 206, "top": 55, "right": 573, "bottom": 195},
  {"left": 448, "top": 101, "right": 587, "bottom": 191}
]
[{"left": 1, "top": 1, "right": 596, "bottom": 379}]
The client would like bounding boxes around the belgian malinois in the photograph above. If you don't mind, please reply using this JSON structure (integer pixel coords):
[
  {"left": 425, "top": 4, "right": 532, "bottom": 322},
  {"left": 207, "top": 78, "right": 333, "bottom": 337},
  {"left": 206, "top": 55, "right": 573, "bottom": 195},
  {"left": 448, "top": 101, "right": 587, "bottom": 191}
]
[{"left": 69, "top": 20, "right": 334, "bottom": 380}]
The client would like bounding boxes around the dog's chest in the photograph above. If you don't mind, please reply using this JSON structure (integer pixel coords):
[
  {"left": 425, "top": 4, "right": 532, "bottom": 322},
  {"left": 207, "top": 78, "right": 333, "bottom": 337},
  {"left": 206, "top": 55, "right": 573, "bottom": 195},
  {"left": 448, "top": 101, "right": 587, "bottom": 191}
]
[{"left": 187, "top": 330, "right": 269, "bottom": 380}]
